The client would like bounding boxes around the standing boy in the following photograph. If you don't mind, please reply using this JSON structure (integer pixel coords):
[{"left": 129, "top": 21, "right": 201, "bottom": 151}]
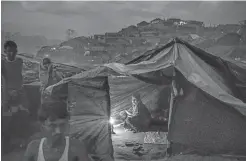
[{"left": 2, "top": 40, "right": 24, "bottom": 112}]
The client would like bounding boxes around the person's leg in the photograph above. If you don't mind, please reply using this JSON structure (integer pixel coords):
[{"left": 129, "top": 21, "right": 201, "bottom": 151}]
[
  {"left": 166, "top": 141, "right": 173, "bottom": 157},
  {"left": 2, "top": 115, "right": 12, "bottom": 154},
  {"left": 126, "top": 117, "right": 138, "bottom": 133},
  {"left": 111, "top": 125, "right": 116, "bottom": 134},
  {"left": 19, "top": 88, "right": 30, "bottom": 113}
]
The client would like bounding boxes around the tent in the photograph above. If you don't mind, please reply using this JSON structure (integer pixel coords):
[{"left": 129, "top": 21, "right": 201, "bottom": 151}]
[
  {"left": 45, "top": 38, "right": 246, "bottom": 160},
  {"left": 207, "top": 45, "right": 246, "bottom": 61},
  {"left": 188, "top": 34, "right": 200, "bottom": 41},
  {"left": 215, "top": 33, "right": 241, "bottom": 46}
]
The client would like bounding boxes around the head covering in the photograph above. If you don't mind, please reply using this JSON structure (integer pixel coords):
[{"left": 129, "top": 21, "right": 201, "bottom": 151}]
[
  {"left": 132, "top": 92, "right": 141, "bottom": 100},
  {"left": 119, "top": 111, "right": 127, "bottom": 120},
  {"left": 42, "top": 57, "right": 52, "bottom": 65}
]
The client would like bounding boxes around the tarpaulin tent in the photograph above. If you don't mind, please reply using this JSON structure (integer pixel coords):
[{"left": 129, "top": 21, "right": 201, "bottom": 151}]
[
  {"left": 207, "top": 45, "right": 246, "bottom": 61},
  {"left": 215, "top": 33, "right": 241, "bottom": 46},
  {"left": 45, "top": 38, "right": 246, "bottom": 159}
]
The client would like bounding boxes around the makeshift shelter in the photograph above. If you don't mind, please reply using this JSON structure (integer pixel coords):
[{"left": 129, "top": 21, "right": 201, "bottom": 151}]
[
  {"left": 215, "top": 33, "right": 241, "bottom": 46},
  {"left": 45, "top": 38, "right": 246, "bottom": 160},
  {"left": 207, "top": 45, "right": 246, "bottom": 61}
]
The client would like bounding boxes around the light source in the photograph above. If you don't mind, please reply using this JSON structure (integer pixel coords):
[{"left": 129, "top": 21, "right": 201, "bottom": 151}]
[{"left": 109, "top": 117, "right": 115, "bottom": 125}]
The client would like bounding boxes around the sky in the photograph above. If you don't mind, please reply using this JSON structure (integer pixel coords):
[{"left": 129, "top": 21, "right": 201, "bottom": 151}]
[{"left": 2, "top": 1, "right": 246, "bottom": 40}]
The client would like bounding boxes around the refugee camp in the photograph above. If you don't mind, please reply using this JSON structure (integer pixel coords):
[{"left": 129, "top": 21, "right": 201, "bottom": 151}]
[{"left": 1, "top": 1, "right": 246, "bottom": 161}]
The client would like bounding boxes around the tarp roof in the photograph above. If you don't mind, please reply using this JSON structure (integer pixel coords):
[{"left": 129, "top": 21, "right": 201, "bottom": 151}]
[
  {"left": 47, "top": 38, "right": 246, "bottom": 117},
  {"left": 189, "top": 34, "right": 200, "bottom": 40},
  {"left": 207, "top": 45, "right": 246, "bottom": 61},
  {"left": 215, "top": 33, "right": 241, "bottom": 46},
  {"left": 44, "top": 38, "right": 246, "bottom": 157}
]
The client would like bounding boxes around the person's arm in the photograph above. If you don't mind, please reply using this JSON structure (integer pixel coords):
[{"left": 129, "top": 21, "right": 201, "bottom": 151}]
[
  {"left": 55, "top": 70, "right": 63, "bottom": 82},
  {"left": 19, "top": 58, "right": 24, "bottom": 86},
  {"left": 20, "top": 58, "right": 23, "bottom": 74},
  {"left": 125, "top": 110, "right": 134, "bottom": 117},
  {"left": 114, "top": 121, "right": 126, "bottom": 127},
  {"left": 38, "top": 64, "right": 42, "bottom": 81},
  {"left": 22, "top": 140, "right": 39, "bottom": 161}
]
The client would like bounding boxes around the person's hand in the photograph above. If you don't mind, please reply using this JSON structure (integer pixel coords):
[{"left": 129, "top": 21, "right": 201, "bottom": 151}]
[{"left": 125, "top": 110, "right": 133, "bottom": 116}]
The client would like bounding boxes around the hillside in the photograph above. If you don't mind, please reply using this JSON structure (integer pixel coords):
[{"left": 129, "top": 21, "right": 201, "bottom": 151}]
[
  {"left": 36, "top": 35, "right": 154, "bottom": 67},
  {"left": 3, "top": 17, "right": 243, "bottom": 68},
  {"left": 1, "top": 31, "right": 62, "bottom": 55}
]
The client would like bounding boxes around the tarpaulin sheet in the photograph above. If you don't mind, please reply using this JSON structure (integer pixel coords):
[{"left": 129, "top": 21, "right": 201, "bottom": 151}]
[
  {"left": 207, "top": 45, "right": 246, "bottom": 60},
  {"left": 168, "top": 71, "right": 246, "bottom": 154},
  {"left": 215, "top": 33, "right": 241, "bottom": 46},
  {"left": 105, "top": 39, "right": 246, "bottom": 117},
  {"left": 46, "top": 37, "right": 246, "bottom": 156},
  {"left": 104, "top": 45, "right": 174, "bottom": 75},
  {"left": 108, "top": 76, "right": 170, "bottom": 116},
  {"left": 174, "top": 43, "right": 246, "bottom": 116},
  {"left": 191, "top": 38, "right": 214, "bottom": 49},
  {"left": 45, "top": 75, "right": 114, "bottom": 161}
]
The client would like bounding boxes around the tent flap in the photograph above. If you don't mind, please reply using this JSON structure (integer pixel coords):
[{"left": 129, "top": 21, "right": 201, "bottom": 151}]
[
  {"left": 67, "top": 77, "right": 114, "bottom": 161},
  {"left": 168, "top": 71, "right": 246, "bottom": 155}
]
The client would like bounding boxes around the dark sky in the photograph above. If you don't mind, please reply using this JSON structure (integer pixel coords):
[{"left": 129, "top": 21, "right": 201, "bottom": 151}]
[{"left": 2, "top": 1, "right": 246, "bottom": 40}]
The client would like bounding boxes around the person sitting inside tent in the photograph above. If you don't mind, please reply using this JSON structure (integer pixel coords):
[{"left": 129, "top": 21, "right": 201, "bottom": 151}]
[
  {"left": 39, "top": 57, "right": 63, "bottom": 94},
  {"left": 118, "top": 93, "right": 168, "bottom": 132},
  {"left": 23, "top": 97, "right": 91, "bottom": 161}
]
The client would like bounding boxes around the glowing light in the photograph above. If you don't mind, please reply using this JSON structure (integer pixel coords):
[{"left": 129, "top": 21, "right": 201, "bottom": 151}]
[{"left": 109, "top": 117, "right": 115, "bottom": 125}]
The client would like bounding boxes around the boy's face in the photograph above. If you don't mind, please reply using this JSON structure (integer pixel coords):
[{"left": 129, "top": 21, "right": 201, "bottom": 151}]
[
  {"left": 43, "top": 118, "right": 69, "bottom": 141},
  {"left": 43, "top": 60, "right": 51, "bottom": 70},
  {"left": 5, "top": 46, "right": 17, "bottom": 61},
  {"left": 119, "top": 111, "right": 127, "bottom": 121},
  {"left": 132, "top": 96, "right": 138, "bottom": 105}
]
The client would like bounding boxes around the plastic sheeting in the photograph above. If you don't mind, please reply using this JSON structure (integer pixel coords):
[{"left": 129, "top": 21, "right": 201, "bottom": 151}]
[
  {"left": 168, "top": 71, "right": 246, "bottom": 154},
  {"left": 215, "top": 33, "right": 241, "bottom": 46},
  {"left": 207, "top": 45, "right": 246, "bottom": 60},
  {"left": 108, "top": 76, "right": 170, "bottom": 116},
  {"left": 46, "top": 75, "right": 114, "bottom": 161},
  {"left": 105, "top": 39, "right": 246, "bottom": 117},
  {"left": 45, "top": 38, "right": 246, "bottom": 156}
]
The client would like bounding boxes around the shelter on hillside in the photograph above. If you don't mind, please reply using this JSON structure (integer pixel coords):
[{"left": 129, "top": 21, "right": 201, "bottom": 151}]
[
  {"left": 45, "top": 38, "right": 246, "bottom": 160},
  {"left": 207, "top": 45, "right": 246, "bottom": 61},
  {"left": 206, "top": 32, "right": 246, "bottom": 61},
  {"left": 215, "top": 33, "right": 241, "bottom": 46}
]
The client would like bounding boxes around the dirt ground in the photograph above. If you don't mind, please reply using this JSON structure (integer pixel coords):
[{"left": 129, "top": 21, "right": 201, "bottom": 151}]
[
  {"left": 112, "top": 126, "right": 167, "bottom": 160},
  {"left": 2, "top": 126, "right": 166, "bottom": 161},
  {"left": 2, "top": 126, "right": 245, "bottom": 161}
]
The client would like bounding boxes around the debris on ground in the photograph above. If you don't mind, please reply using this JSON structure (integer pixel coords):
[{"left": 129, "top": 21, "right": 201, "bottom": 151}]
[{"left": 125, "top": 141, "right": 141, "bottom": 147}]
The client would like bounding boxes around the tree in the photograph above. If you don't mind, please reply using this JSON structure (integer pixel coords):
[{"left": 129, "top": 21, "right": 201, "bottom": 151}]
[{"left": 66, "top": 29, "right": 77, "bottom": 40}]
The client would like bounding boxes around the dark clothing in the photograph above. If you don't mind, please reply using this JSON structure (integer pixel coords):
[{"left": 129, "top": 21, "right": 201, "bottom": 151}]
[
  {"left": 39, "top": 64, "right": 63, "bottom": 94},
  {"left": 2, "top": 57, "right": 23, "bottom": 90},
  {"left": 127, "top": 102, "right": 152, "bottom": 132},
  {"left": 124, "top": 101, "right": 168, "bottom": 132},
  {"left": 6, "top": 88, "right": 24, "bottom": 107}
]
